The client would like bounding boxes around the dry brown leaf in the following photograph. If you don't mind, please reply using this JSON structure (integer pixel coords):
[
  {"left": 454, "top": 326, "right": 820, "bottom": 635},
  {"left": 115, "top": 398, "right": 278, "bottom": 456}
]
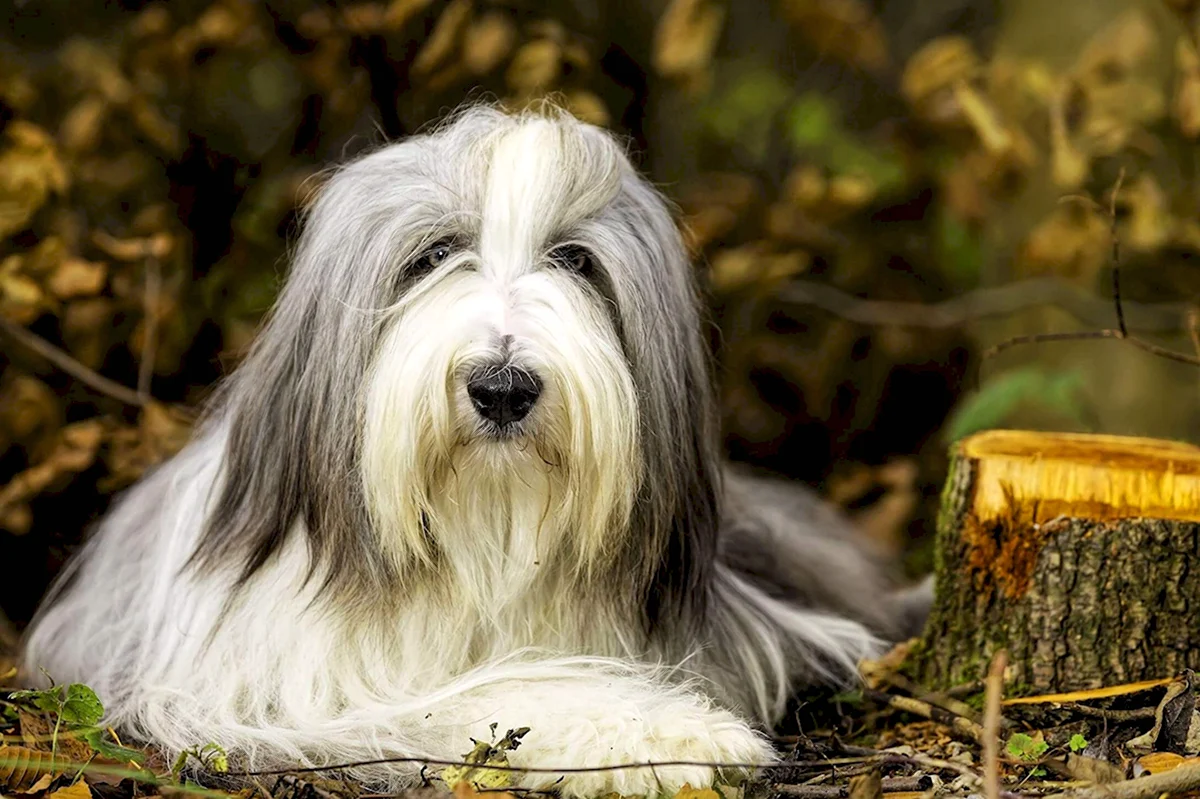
[
  {"left": 103, "top": 402, "right": 193, "bottom": 490},
  {"left": 709, "top": 246, "right": 809, "bottom": 295},
  {"left": 61, "top": 297, "right": 117, "bottom": 368},
  {"left": 0, "top": 420, "right": 107, "bottom": 534},
  {"left": 0, "top": 375, "right": 60, "bottom": 451},
  {"left": 1123, "top": 173, "right": 1171, "bottom": 252},
  {"left": 1176, "top": 38, "right": 1200, "bottom": 138},
  {"left": 341, "top": 3, "right": 386, "bottom": 34},
  {"left": 780, "top": 0, "right": 890, "bottom": 73},
  {"left": 673, "top": 785, "right": 722, "bottom": 799},
  {"left": 0, "top": 121, "right": 69, "bottom": 240},
  {"left": 58, "top": 97, "right": 110, "bottom": 155},
  {"left": 653, "top": 0, "right": 725, "bottom": 82},
  {"left": 505, "top": 40, "right": 562, "bottom": 95},
  {"left": 0, "top": 745, "right": 59, "bottom": 792},
  {"left": 1003, "top": 677, "right": 1176, "bottom": 705},
  {"left": 47, "top": 259, "right": 107, "bottom": 300},
  {"left": 462, "top": 13, "right": 517, "bottom": 76},
  {"left": 411, "top": 0, "right": 471, "bottom": 78},
  {"left": 383, "top": 0, "right": 434, "bottom": 31},
  {"left": 91, "top": 231, "right": 172, "bottom": 261},
  {"left": 1018, "top": 202, "right": 1108, "bottom": 280},
  {"left": 0, "top": 261, "right": 50, "bottom": 325},
  {"left": 561, "top": 90, "right": 610, "bottom": 127},
  {"left": 902, "top": 37, "right": 980, "bottom": 123},
  {"left": 1136, "top": 752, "right": 1197, "bottom": 775},
  {"left": 24, "top": 772, "right": 55, "bottom": 794},
  {"left": 48, "top": 780, "right": 93, "bottom": 799}
]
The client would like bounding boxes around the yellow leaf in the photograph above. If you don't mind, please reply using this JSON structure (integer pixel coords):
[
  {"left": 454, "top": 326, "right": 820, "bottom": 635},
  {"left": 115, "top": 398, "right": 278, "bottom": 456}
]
[
  {"left": 505, "top": 40, "right": 562, "bottom": 95},
  {"left": 674, "top": 784, "right": 722, "bottom": 799},
  {"left": 49, "top": 780, "right": 93, "bottom": 799},
  {"left": 1175, "top": 38, "right": 1200, "bottom": 138},
  {"left": 653, "top": 0, "right": 725, "bottom": 82},
  {"left": 383, "top": 0, "right": 433, "bottom": 31},
  {"left": 0, "top": 745, "right": 59, "bottom": 792},
  {"left": 0, "top": 122, "right": 68, "bottom": 240},
  {"left": 47, "top": 259, "right": 108, "bottom": 300},
  {"left": 780, "top": 0, "right": 890, "bottom": 73},
  {"left": 411, "top": 0, "right": 471, "bottom": 78},
  {"left": 462, "top": 13, "right": 517, "bottom": 76}
]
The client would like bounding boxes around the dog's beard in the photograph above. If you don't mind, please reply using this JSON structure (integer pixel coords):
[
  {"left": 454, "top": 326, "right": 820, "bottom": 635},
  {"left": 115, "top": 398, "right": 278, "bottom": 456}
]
[{"left": 361, "top": 264, "right": 642, "bottom": 604}]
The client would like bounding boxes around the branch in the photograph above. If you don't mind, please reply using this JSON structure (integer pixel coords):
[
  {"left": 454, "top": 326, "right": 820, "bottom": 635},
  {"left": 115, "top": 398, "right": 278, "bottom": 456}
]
[
  {"left": 777, "top": 279, "right": 1188, "bottom": 333},
  {"left": 1042, "top": 763, "right": 1200, "bottom": 799},
  {"left": 0, "top": 316, "right": 146, "bottom": 407},
  {"left": 983, "top": 651, "right": 1009, "bottom": 799}
]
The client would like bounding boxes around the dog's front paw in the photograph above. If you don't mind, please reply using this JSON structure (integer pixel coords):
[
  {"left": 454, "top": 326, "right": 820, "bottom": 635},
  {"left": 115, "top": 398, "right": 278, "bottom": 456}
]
[{"left": 509, "top": 702, "right": 776, "bottom": 798}]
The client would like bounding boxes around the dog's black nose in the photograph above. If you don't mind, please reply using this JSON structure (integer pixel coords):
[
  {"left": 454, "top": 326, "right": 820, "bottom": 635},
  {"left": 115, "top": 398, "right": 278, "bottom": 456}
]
[{"left": 467, "top": 367, "right": 542, "bottom": 426}]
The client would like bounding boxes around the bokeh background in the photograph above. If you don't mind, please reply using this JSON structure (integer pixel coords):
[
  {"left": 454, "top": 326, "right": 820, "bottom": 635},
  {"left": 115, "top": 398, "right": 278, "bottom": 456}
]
[{"left": 2, "top": 0, "right": 1199, "bottom": 639}]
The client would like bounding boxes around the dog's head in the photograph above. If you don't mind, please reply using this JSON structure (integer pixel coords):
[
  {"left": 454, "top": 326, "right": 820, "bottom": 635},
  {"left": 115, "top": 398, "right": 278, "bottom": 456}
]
[{"left": 198, "top": 107, "right": 720, "bottom": 624}]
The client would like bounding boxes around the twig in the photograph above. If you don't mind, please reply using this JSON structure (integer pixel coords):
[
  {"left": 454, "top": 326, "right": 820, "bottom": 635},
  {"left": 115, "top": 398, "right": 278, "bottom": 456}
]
[
  {"left": 1108, "top": 169, "right": 1128, "bottom": 339},
  {"left": 1042, "top": 763, "right": 1200, "bottom": 799},
  {"left": 866, "top": 690, "right": 986, "bottom": 743},
  {"left": 1062, "top": 704, "right": 1155, "bottom": 721},
  {"left": 0, "top": 316, "right": 146, "bottom": 407},
  {"left": 138, "top": 255, "right": 162, "bottom": 402},
  {"left": 983, "top": 173, "right": 1200, "bottom": 368},
  {"left": 983, "top": 650, "right": 1009, "bottom": 799},
  {"left": 225, "top": 757, "right": 829, "bottom": 778},
  {"left": 875, "top": 671, "right": 989, "bottom": 726},
  {"left": 774, "top": 777, "right": 932, "bottom": 798},
  {"left": 778, "top": 279, "right": 1187, "bottom": 333}
]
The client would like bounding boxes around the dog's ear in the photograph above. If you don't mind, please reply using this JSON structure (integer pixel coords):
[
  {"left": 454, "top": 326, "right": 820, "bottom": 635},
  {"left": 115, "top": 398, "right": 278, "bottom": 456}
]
[
  {"left": 605, "top": 176, "right": 724, "bottom": 634},
  {"left": 187, "top": 165, "right": 396, "bottom": 593}
]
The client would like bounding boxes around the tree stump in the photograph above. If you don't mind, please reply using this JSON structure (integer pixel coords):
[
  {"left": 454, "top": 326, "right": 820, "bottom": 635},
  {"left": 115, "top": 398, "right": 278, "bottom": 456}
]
[{"left": 915, "top": 429, "right": 1200, "bottom": 694}]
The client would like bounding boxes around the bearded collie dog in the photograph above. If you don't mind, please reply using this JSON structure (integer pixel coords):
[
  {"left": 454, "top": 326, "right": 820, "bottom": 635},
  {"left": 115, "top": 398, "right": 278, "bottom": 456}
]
[{"left": 23, "top": 105, "right": 927, "bottom": 798}]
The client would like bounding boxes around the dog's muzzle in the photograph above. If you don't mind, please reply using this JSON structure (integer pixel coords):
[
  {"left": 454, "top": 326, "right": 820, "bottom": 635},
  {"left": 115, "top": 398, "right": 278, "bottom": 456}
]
[{"left": 467, "top": 365, "right": 542, "bottom": 427}]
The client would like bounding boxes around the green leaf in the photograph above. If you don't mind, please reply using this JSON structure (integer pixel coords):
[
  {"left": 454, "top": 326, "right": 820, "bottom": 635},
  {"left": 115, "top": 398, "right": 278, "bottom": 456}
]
[
  {"left": 936, "top": 211, "right": 983, "bottom": 288},
  {"left": 78, "top": 726, "right": 146, "bottom": 764},
  {"left": 943, "top": 367, "right": 1087, "bottom": 443},
  {"left": 9, "top": 686, "right": 63, "bottom": 715},
  {"left": 60, "top": 684, "right": 104, "bottom": 727},
  {"left": 1069, "top": 733, "right": 1089, "bottom": 753},
  {"left": 1006, "top": 733, "right": 1035, "bottom": 759},
  {"left": 1031, "top": 767, "right": 1047, "bottom": 777},
  {"left": 786, "top": 93, "right": 836, "bottom": 148}
]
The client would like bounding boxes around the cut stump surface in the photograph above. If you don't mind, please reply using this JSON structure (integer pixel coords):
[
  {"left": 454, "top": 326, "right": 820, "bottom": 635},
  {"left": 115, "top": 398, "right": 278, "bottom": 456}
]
[{"left": 916, "top": 429, "right": 1200, "bottom": 694}]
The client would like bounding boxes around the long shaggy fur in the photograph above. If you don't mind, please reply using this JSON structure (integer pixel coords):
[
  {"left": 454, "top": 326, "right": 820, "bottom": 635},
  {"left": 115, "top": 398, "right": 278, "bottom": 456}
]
[{"left": 22, "top": 106, "right": 926, "bottom": 798}]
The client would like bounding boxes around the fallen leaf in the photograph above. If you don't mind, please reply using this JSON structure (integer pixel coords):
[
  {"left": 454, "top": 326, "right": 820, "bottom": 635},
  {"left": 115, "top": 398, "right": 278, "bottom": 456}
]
[
  {"left": 462, "top": 13, "right": 517, "bottom": 76},
  {"left": 48, "top": 780, "right": 93, "bottom": 799},
  {"left": 411, "top": 0, "right": 471, "bottom": 78},
  {"left": 780, "top": 0, "right": 890, "bottom": 73},
  {"left": 1176, "top": 38, "right": 1200, "bottom": 138},
  {"left": 0, "top": 121, "right": 68, "bottom": 238},
  {"left": 46, "top": 258, "right": 107, "bottom": 300},
  {"left": 673, "top": 784, "right": 721, "bottom": 799},
  {"left": 653, "top": 0, "right": 725, "bottom": 84},
  {"left": 0, "top": 745, "right": 59, "bottom": 792},
  {"left": 505, "top": 40, "right": 562, "bottom": 95}
]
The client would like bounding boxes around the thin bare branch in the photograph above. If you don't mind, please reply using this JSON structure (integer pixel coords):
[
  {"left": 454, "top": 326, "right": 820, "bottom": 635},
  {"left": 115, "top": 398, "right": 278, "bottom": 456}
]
[
  {"left": 0, "top": 316, "right": 146, "bottom": 407},
  {"left": 778, "top": 279, "right": 1187, "bottom": 333},
  {"left": 983, "top": 650, "right": 1010, "bottom": 799},
  {"left": 138, "top": 255, "right": 163, "bottom": 402}
]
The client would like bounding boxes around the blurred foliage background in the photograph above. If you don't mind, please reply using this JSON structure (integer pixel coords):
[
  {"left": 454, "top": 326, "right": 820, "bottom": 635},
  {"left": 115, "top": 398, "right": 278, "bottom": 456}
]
[{"left": 2, "top": 0, "right": 1200, "bottom": 634}]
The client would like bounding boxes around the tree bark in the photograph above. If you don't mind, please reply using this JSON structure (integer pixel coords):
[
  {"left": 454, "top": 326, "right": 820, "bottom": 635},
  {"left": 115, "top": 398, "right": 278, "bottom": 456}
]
[{"left": 914, "top": 430, "right": 1200, "bottom": 694}]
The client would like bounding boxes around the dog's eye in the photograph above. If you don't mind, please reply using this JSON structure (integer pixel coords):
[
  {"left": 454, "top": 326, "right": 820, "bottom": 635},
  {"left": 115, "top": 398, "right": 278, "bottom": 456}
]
[
  {"left": 550, "top": 245, "right": 596, "bottom": 276},
  {"left": 413, "top": 241, "right": 454, "bottom": 273}
]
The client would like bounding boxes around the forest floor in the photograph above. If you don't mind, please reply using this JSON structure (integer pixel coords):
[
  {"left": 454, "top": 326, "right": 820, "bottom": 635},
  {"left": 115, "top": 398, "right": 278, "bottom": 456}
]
[{"left": 3, "top": 636, "right": 1200, "bottom": 799}]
